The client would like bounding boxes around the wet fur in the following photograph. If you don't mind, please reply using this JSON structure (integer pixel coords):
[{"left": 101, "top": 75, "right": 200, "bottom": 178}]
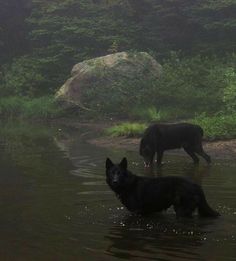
[
  {"left": 140, "top": 123, "right": 211, "bottom": 166},
  {"left": 106, "top": 158, "right": 219, "bottom": 218}
]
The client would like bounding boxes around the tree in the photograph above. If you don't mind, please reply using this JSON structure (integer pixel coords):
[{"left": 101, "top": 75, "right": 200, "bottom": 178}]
[
  {"left": 16, "top": 0, "right": 141, "bottom": 94},
  {"left": 0, "top": 0, "right": 31, "bottom": 64},
  {"left": 1, "top": 0, "right": 236, "bottom": 97},
  {"left": 129, "top": 0, "right": 236, "bottom": 54},
  {"left": 190, "top": 0, "right": 236, "bottom": 53}
]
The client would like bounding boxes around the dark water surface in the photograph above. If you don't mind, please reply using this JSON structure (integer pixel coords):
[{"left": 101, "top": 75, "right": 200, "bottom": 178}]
[{"left": 0, "top": 121, "right": 235, "bottom": 260}]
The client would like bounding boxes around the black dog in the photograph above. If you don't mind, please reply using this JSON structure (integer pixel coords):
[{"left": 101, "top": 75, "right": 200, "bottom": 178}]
[
  {"left": 140, "top": 123, "right": 211, "bottom": 167},
  {"left": 106, "top": 157, "right": 219, "bottom": 218}
]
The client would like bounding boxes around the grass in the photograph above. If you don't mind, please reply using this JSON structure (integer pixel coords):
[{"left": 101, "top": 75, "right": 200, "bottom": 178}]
[
  {"left": 190, "top": 113, "right": 236, "bottom": 140},
  {"left": 105, "top": 112, "right": 236, "bottom": 140},
  {"left": 0, "top": 96, "right": 64, "bottom": 119},
  {"left": 129, "top": 106, "right": 195, "bottom": 122},
  {"left": 130, "top": 106, "right": 162, "bottom": 121},
  {"left": 105, "top": 122, "right": 147, "bottom": 137},
  {"left": 1, "top": 96, "right": 235, "bottom": 141}
]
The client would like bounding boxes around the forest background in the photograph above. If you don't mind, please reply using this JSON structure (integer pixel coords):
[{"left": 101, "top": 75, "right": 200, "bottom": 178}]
[{"left": 0, "top": 0, "right": 236, "bottom": 138}]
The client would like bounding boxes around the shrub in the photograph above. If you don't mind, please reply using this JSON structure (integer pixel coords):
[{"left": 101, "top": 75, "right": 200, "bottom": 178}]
[
  {"left": 190, "top": 113, "right": 236, "bottom": 140},
  {"left": 156, "top": 54, "right": 228, "bottom": 114},
  {"left": 1, "top": 55, "right": 69, "bottom": 97}
]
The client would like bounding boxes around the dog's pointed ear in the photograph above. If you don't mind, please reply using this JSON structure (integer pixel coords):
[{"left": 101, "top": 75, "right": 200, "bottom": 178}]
[
  {"left": 119, "top": 157, "right": 127, "bottom": 170},
  {"left": 106, "top": 158, "right": 114, "bottom": 169}
]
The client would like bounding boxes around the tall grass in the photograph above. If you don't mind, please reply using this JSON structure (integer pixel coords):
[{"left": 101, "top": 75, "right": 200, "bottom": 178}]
[
  {"left": 130, "top": 106, "right": 161, "bottom": 121},
  {"left": 105, "top": 122, "right": 147, "bottom": 137},
  {"left": 0, "top": 96, "right": 63, "bottom": 119},
  {"left": 129, "top": 106, "right": 193, "bottom": 122}
]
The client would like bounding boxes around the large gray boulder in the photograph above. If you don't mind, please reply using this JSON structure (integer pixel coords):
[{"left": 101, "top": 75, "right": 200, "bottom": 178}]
[{"left": 55, "top": 51, "right": 162, "bottom": 111}]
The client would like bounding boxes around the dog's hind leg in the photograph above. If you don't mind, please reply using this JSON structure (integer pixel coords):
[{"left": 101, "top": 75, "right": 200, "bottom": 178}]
[
  {"left": 195, "top": 146, "right": 211, "bottom": 164},
  {"left": 183, "top": 147, "right": 199, "bottom": 164},
  {"left": 174, "top": 206, "right": 194, "bottom": 218},
  {"left": 174, "top": 199, "right": 197, "bottom": 218}
]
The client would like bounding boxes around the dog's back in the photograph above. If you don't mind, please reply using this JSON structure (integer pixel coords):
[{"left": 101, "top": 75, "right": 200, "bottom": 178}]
[{"left": 144, "top": 123, "right": 203, "bottom": 149}]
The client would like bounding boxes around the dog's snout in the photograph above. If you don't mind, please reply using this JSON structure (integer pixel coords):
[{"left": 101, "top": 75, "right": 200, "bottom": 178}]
[{"left": 112, "top": 175, "right": 119, "bottom": 185}]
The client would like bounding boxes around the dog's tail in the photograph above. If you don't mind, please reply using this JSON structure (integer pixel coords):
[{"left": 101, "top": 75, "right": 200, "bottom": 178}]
[{"left": 197, "top": 186, "right": 220, "bottom": 218}]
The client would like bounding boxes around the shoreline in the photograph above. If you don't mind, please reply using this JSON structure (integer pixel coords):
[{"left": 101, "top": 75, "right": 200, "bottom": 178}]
[
  {"left": 50, "top": 118, "right": 236, "bottom": 160},
  {"left": 88, "top": 136, "right": 236, "bottom": 160}
]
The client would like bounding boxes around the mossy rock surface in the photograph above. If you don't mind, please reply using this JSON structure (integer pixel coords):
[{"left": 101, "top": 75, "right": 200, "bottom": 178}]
[{"left": 55, "top": 51, "right": 162, "bottom": 110}]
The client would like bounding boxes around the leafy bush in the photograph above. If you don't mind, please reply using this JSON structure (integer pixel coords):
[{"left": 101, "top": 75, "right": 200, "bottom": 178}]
[
  {"left": 1, "top": 55, "right": 69, "bottom": 97},
  {"left": 190, "top": 113, "right": 236, "bottom": 140},
  {"left": 156, "top": 54, "right": 230, "bottom": 114},
  {"left": 2, "top": 56, "right": 46, "bottom": 97}
]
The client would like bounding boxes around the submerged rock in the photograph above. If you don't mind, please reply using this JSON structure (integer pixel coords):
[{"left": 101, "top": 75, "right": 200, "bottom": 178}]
[{"left": 55, "top": 51, "right": 162, "bottom": 112}]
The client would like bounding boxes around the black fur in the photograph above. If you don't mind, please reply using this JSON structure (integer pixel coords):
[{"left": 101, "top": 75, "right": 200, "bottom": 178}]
[
  {"left": 106, "top": 157, "right": 219, "bottom": 218},
  {"left": 140, "top": 123, "right": 211, "bottom": 166}
]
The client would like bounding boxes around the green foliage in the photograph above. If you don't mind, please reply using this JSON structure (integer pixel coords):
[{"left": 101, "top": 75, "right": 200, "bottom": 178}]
[
  {"left": 130, "top": 106, "right": 162, "bottom": 121},
  {"left": 190, "top": 0, "right": 236, "bottom": 53},
  {"left": 2, "top": 56, "right": 45, "bottom": 96},
  {"left": 155, "top": 54, "right": 236, "bottom": 115},
  {"left": 223, "top": 67, "right": 236, "bottom": 111},
  {"left": 190, "top": 113, "right": 236, "bottom": 140},
  {"left": 1, "top": 0, "right": 236, "bottom": 122},
  {"left": 129, "top": 106, "right": 185, "bottom": 122},
  {"left": 1, "top": 55, "right": 69, "bottom": 97},
  {"left": 0, "top": 96, "right": 63, "bottom": 119},
  {"left": 22, "top": 96, "right": 64, "bottom": 118},
  {"left": 81, "top": 54, "right": 236, "bottom": 119},
  {"left": 105, "top": 122, "right": 147, "bottom": 137},
  {"left": 28, "top": 0, "right": 138, "bottom": 57},
  {"left": 0, "top": 96, "right": 24, "bottom": 117},
  {"left": 1, "top": 0, "right": 236, "bottom": 98},
  {"left": 0, "top": 0, "right": 30, "bottom": 63},
  {"left": 1, "top": 52, "right": 235, "bottom": 121},
  {"left": 106, "top": 112, "right": 236, "bottom": 139}
]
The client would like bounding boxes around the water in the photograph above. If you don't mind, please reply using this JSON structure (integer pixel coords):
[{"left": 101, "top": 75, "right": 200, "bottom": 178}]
[{"left": 0, "top": 121, "right": 235, "bottom": 260}]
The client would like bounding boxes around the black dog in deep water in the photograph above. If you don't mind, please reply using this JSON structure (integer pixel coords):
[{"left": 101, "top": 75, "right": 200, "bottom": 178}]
[
  {"left": 106, "top": 157, "right": 219, "bottom": 218},
  {"left": 140, "top": 123, "right": 211, "bottom": 167}
]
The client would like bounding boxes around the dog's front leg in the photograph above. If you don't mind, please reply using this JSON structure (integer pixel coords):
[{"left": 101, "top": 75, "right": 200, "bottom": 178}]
[{"left": 156, "top": 150, "right": 164, "bottom": 166}]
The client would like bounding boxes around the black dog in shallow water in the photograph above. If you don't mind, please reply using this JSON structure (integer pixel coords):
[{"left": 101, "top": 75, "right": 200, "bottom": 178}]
[
  {"left": 140, "top": 123, "right": 211, "bottom": 167},
  {"left": 106, "top": 157, "right": 220, "bottom": 218}
]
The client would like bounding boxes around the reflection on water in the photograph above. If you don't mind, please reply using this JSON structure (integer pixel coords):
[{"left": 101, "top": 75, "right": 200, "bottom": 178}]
[{"left": 0, "top": 121, "right": 235, "bottom": 260}]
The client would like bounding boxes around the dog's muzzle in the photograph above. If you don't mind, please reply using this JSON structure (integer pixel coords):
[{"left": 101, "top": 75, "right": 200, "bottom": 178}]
[{"left": 112, "top": 175, "right": 119, "bottom": 186}]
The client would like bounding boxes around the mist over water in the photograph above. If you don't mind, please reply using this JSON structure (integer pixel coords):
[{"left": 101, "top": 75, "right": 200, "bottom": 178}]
[{"left": 0, "top": 122, "right": 235, "bottom": 260}]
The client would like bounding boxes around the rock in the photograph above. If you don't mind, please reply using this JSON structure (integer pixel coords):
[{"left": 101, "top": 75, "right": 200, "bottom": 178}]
[{"left": 55, "top": 51, "right": 162, "bottom": 111}]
